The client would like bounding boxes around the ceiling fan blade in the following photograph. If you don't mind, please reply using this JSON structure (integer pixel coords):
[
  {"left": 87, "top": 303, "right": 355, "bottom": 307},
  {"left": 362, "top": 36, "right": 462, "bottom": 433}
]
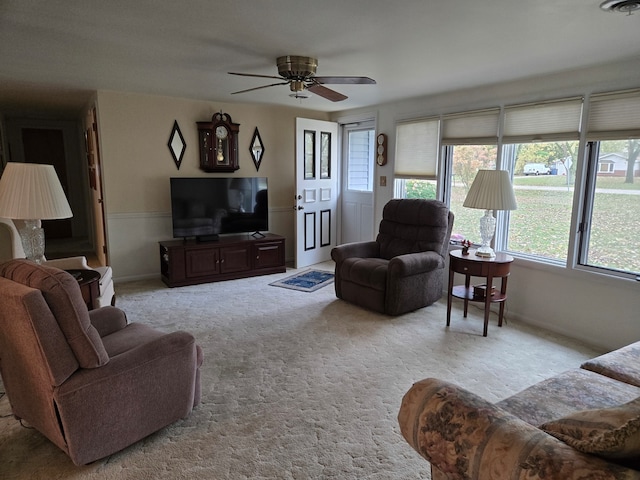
[
  {"left": 307, "top": 84, "right": 348, "bottom": 102},
  {"left": 312, "top": 76, "right": 376, "bottom": 85},
  {"left": 231, "top": 82, "right": 290, "bottom": 95},
  {"left": 228, "top": 72, "right": 285, "bottom": 81}
]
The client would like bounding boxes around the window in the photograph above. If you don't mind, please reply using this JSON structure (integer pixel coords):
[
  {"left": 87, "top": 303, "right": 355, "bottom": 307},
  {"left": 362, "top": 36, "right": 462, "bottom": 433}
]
[
  {"left": 579, "top": 90, "right": 640, "bottom": 277},
  {"left": 580, "top": 140, "right": 640, "bottom": 276},
  {"left": 503, "top": 140, "right": 579, "bottom": 262},
  {"left": 441, "top": 109, "right": 499, "bottom": 242},
  {"left": 393, "top": 118, "right": 439, "bottom": 199},
  {"left": 391, "top": 89, "right": 640, "bottom": 279},
  {"left": 501, "top": 99, "right": 582, "bottom": 262},
  {"left": 448, "top": 145, "right": 497, "bottom": 241}
]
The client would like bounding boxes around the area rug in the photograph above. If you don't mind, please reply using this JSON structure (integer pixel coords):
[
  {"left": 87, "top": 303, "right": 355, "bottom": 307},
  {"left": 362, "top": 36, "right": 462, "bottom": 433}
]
[{"left": 269, "top": 269, "right": 334, "bottom": 292}]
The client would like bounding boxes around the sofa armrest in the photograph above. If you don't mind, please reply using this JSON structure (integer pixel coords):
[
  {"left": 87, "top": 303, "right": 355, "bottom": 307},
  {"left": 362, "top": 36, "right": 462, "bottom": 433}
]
[
  {"left": 398, "top": 378, "right": 638, "bottom": 480},
  {"left": 89, "top": 306, "right": 128, "bottom": 337},
  {"left": 43, "top": 256, "right": 90, "bottom": 270},
  {"left": 388, "top": 251, "right": 443, "bottom": 277},
  {"left": 331, "top": 241, "right": 379, "bottom": 264}
]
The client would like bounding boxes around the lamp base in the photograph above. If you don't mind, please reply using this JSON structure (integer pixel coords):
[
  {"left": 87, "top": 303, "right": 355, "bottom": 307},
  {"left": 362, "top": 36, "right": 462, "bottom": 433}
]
[
  {"left": 19, "top": 219, "right": 46, "bottom": 264},
  {"left": 475, "top": 245, "right": 496, "bottom": 258}
]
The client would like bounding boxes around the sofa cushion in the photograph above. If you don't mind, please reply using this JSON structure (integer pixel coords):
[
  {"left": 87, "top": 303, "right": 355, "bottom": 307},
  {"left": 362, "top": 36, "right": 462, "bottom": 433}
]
[
  {"left": 497, "top": 368, "right": 640, "bottom": 427},
  {"left": 0, "top": 259, "right": 109, "bottom": 368},
  {"left": 541, "top": 398, "right": 640, "bottom": 461},
  {"left": 581, "top": 343, "right": 640, "bottom": 388}
]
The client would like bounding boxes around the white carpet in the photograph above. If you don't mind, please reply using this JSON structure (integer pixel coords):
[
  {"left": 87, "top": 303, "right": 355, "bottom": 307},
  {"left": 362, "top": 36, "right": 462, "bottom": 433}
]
[{"left": 0, "top": 263, "right": 604, "bottom": 479}]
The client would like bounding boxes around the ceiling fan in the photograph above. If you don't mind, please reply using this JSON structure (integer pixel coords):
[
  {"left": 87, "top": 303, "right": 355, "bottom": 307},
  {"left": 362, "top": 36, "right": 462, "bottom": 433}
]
[{"left": 229, "top": 55, "right": 375, "bottom": 102}]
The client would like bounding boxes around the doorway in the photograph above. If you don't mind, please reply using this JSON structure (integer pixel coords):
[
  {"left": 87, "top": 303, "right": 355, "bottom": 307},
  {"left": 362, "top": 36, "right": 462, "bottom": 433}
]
[{"left": 21, "top": 128, "right": 73, "bottom": 239}]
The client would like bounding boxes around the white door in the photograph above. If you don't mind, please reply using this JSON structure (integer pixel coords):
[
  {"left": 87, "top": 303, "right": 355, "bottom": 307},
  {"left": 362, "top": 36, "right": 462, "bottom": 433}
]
[
  {"left": 340, "top": 122, "right": 375, "bottom": 244},
  {"left": 294, "top": 118, "right": 338, "bottom": 268}
]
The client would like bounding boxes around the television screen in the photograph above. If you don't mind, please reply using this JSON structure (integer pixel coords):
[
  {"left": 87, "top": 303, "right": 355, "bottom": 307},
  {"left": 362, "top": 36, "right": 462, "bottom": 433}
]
[{"left": 170, "top": 177, "right": 268, "bottom": 239}]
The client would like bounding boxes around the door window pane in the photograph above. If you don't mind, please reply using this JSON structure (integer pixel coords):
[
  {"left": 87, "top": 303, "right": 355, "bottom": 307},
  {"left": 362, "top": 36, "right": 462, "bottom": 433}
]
[
  {"left": 320, "top": 131, "right": 331, "bottom": 179},
  {"left": 347, "top": 130, "right": 373, "bottom": 191},
  {"left": 304, "top": 130, "right": 316, "bottom": 179}
]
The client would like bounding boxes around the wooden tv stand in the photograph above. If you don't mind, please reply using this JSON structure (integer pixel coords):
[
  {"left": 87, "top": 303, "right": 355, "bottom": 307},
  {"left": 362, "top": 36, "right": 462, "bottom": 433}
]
[{"left": 159, "top": 233, "right": 285, "bottom": 287}]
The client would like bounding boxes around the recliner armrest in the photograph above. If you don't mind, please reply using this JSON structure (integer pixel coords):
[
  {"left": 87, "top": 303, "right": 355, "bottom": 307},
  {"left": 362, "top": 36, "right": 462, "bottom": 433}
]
[
  {"left": 398, "top": 378, "right": 631, "bottom": 480},
  {"left": 331, "top": 241, "right": 380, "bottom": 263},
  {"left": 388, "top": 251, "right": 443, "bottom": 277},
  {"left": 89, "top": 306, "right": 128, "bottom": 337}
]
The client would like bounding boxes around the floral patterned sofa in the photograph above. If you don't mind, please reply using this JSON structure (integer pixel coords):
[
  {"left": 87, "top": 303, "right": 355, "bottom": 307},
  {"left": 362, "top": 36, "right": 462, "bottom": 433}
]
[{"left": 398, "top": 342, "right": 640, "bottom": 479}]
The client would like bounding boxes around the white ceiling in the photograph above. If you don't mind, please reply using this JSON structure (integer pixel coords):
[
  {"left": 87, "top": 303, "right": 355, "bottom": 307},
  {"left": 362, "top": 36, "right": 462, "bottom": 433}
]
[{"left": 1, "top": 0, "right": 639, "bottom": 116}]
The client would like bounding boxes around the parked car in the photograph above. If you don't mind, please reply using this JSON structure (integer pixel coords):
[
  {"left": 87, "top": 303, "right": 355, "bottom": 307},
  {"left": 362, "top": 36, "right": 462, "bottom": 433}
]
[{"left": 523, "top": 163, "right": 550, "bottom": 175}]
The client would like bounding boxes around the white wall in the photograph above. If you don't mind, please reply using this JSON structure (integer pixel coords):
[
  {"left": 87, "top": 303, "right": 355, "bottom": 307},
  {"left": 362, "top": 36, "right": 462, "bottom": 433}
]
[
  {"left": 95, "top": 90, "right": 329, "bottom": 280},
  {"left": 332, "top": 58, "right": 640, "bottom": 351}
]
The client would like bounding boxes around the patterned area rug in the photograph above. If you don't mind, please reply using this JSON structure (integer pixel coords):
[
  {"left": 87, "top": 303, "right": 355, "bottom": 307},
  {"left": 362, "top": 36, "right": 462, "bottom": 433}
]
[{"left": 269, "top": 269, "right": 334, "bottom": 292}]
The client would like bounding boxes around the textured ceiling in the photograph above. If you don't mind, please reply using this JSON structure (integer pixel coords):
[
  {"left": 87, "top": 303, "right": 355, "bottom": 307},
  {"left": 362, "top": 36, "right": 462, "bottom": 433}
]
[{"left": 0, "top": 0, "right": 639, "bottom": 115}]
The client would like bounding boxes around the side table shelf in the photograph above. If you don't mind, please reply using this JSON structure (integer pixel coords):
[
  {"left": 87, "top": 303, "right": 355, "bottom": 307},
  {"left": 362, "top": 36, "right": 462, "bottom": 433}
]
[{"left": 447, "top": 249, "right": 514, "bottom": 337}]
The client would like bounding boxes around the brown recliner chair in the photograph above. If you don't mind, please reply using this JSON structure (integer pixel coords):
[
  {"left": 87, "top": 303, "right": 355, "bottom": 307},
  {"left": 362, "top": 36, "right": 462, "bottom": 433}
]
[
  {"left": 331, "top": 199, "right": 454, "bottom": 315},
  {"left": 0, "top": 259, "right": 203, "bottom": 465}
]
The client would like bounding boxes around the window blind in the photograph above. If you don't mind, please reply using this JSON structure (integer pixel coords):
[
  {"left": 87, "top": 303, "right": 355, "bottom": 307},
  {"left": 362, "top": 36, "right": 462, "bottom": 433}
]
[
  {"left": 441, "top": 109, "right": 499, "bottom": 145},
  {"left": 394, "top": 118, "right": 439, "bottom": 179},
  {"left": 503, "top": 98, "right": 583, "bottom": 143},
  {"left": 587, "top": 89, "right": 640, "bottom": 140}
]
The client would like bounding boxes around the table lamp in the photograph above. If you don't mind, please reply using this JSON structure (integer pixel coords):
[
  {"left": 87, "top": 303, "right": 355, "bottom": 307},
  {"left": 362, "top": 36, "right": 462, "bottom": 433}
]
[
  {"left": 463, "top": 169, "right": 517, "bottom": 258},
  {"left": 0, "top": 162, "right": 73, "bottom": 264}
]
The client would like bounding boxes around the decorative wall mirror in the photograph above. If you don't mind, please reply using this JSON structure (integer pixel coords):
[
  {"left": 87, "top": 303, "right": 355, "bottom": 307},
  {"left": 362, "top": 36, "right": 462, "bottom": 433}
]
[
  {"left": 250, "top": 127, "right": 264, "bottom": 171},
  {"left": 168, "top": 120, "right": 186, "bottom": 170}
]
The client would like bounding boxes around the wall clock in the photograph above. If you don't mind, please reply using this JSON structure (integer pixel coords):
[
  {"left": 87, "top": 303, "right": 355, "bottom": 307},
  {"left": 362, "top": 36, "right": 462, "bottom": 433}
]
[
  {"left": 197, "top": 112, "right": 240, "bottom": 172},
  {"left": 376, "top": 133, "right": 387, "bottom": 166}
]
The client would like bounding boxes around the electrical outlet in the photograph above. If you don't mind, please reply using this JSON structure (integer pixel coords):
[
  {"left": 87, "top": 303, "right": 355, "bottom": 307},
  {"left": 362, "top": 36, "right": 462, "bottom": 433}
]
[{"left": 380, "top": 175, "right": 387, "bottom": 186}]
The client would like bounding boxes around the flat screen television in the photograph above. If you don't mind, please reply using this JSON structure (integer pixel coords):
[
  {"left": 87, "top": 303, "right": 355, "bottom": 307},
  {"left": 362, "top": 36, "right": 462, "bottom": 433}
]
[{"left": 170, "top": 177, "right": 268, "bottom": 240}]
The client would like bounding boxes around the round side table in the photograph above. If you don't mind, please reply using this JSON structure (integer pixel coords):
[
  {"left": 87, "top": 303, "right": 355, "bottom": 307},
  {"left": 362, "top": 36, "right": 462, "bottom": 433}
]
[{"left": 446, "top": 249, "right": 514, "bottom": 337}]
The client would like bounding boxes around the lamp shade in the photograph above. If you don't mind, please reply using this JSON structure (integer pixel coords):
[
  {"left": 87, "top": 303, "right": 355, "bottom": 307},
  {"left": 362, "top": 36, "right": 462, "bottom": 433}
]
[
  {"left": 0, "top": 162, "right": 73, "bottom": 220},
  {"left": 463, "top": 169, "right": 518, "bottom": 211}
]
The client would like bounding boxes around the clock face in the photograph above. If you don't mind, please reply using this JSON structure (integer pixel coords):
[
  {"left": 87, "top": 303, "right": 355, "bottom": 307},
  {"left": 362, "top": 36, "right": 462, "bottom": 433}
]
[
  {"left": 377, "top": 145, "right": 384, "bottom": 155},
  {"left": 377, "top": 133, "right": 385, "bottom": 145},
  {"left": 216, "top": 126, "right": 228, "bottom": 140}
]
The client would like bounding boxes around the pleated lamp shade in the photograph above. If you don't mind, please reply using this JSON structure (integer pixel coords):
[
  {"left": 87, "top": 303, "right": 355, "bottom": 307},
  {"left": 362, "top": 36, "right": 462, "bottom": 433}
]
[
  {"left": 0, "top": 162, "right": 73, "bottom": 220},
  {"left": 463, "top": 169, "right": 518, "bottom": 211}
]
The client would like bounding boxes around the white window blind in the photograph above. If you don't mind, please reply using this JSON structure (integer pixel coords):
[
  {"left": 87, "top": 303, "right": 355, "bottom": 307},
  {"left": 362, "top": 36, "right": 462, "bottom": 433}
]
[
  {"left": 587, "top": 89, "right": 640, "bottom": 140},
  {"left": 394, "top": 118, "right": 439, "bottom": 179},
  {"left": 503, "top": 98, "right": 583, "bottom": 143},
  {"left": 441, "top": 109, "right": 499, "bottom": 145}
]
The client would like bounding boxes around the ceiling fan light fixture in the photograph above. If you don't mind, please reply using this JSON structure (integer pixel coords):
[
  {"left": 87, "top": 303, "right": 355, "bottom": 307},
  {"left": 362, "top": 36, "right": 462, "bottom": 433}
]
[
  {"left": 600, "top": 0, "right": 640, "bottom": 13},
  {"left": 289, "top": 80, "right": 306, "bottom": 93}
]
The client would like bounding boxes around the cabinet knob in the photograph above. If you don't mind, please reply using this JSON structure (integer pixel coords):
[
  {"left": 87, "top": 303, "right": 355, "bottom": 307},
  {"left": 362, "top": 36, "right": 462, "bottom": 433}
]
[{"left": 463, "top": 267, "right": 468, "bottom": 271}]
